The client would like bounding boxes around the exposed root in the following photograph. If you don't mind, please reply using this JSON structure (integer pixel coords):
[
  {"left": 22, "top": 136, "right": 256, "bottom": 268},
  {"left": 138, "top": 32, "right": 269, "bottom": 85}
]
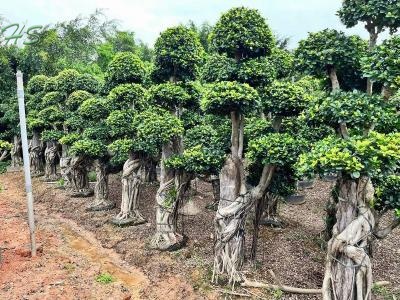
[{"left": 241, "top": 277, "right": 322, "bottom": 294}]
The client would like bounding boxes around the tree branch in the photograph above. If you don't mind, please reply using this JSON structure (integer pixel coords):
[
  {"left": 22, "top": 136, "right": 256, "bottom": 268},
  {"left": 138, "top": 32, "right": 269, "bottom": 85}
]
[
  {"left": 238, "top": 114, "right": 244, "bottom": 159},
  {"left": 339, "top": 122, "right": 349, "bottom": 139},
  {"left": 241, "top": 278, "right": 322, "bottom": 294}
]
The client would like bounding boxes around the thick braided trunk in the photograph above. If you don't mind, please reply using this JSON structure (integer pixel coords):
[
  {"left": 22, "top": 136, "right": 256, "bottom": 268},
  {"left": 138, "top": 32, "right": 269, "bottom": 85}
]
[
  {"left": 150, "top": 139, "right": 185, "bottom": 251},
  {"left": 111, "top": 153, "right": 145, "bottom": 226},
  {"left": 87, "top": 159, "right": 115, "bottom": 211},
  {"left": 29, "top": 131, "right": 44, "bottom": 177},
  {"left": 322, "top": 176, "right": 375, "bottom": 300},
  {"left": 44, "top": 141, "right": 59, "bottom": 182},
  {"left": 10, "top": 135, "right": 22, "bottom": 169},
  {"left": 68, "top": 155, "right": 93, "bottom": 197}
]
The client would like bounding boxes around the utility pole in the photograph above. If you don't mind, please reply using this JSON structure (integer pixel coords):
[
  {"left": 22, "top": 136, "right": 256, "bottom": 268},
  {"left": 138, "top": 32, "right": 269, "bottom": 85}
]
[{"left": 16, "top": 70, "right": 37, "bottom": 257}]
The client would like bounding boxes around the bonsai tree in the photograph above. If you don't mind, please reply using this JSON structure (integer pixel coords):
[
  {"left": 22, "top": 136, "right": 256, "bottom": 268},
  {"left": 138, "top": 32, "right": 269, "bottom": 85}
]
[
  {"left": 0, "top": 96, "right": 22, "bottom": 169},
  {"left": 106, "top": 108, "right": 143, "bottom": 225},
  {"left": 362, "top": 36, "right": 400, "bottom": 98},
  {"left": 294, "top": 29, "right": 367, "bottom": 91},
  {"left": 26, "top": 75, "right": 50, "bottom": 177},
  {"left": 338, "top": 0, "right": 400, "bottom": 93},
  {"left": 149, "top": 25, "right": 204, "bottom": 251},
  {"left": 297, "top": 90, "right": 399, "bottom": 299}
]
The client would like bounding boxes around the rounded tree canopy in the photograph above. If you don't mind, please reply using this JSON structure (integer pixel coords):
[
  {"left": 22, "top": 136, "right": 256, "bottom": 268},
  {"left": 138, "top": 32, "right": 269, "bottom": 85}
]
[
  {"left": 106, "top": 109, "right": 135, "bottom": 138},
  {"left": 236, "top": 57, "right": 276, "bottom": 87},
  {"left": 37, "top": 105, "right": 64, "bottom": 127},
  {"left": 165, "top": 123, "right": 229, "bottom": 175},
  {"left": 107, "top": 83, "right": 147, "bottom": 111},
  {"left": 200, "top": 53, "right": 236, "bottom": 83},
  {"left": 44, "top": 76, "right": 58, "bottom": 93},
  {"left": 201, "top": 81, "right": 260, "bottom": 115},
  {"left": 104, "top": 52, "right": 146, "bottom": 91},
  {"left": 260, "top": 80, "right": 309, "bottom": 117},
  {"left": 70, "top": 139, "right": 107, "bottom": 158},
  {"left": 296, "top": 132, "right": 400, "bottom": 180},
  {"left": 27, "top": 75, "right": 48, "bottom": 94},
  {"left": 338, "top": 0, "right": 400, "bottom": 34},
  {"left": 66, "top": 90, "right": 92, "bottom": 111},
  {"left": 132, "top": 108, "right": 184, "bottom": 155},
  {"left": 247, "top": 132, "right": 305, "bottom": 167},
  {"left": 362, "top": 35, "right": 400, "bottom": 88},
  {"left": 55, "top": 69, "right": 81, "bottom": 95},
  {"left": 41, "top": 129, "right": 64, "bottom": 142},
  {"left": 108, "top": 138, "right": 136, "bottom": 165},
  {"left": 78, "top": 97, "right": 110, "bottom": 121},
  {"left": 42, "top": 91, "right": 65, "bottom": 108},
  {"left": 210, "top": 7, "right": 274, "bottom": 59},
  {"left": 306, "top": 90, "right": 386, "bottom": 130},
  {"left": 153, "top": 25, "right": 204, "bottom": 82},
  {"left": 59, "top": 132, "right": 80, "bottom": 146},
  {"left": 149, "top": 82, "right": 191, "bottom": 110},
  {"left": 294, "top": 29, "right": 367, "bottom": 85},
  {"left": 75, "top": 73, "right": 100, "bottom": 94}
]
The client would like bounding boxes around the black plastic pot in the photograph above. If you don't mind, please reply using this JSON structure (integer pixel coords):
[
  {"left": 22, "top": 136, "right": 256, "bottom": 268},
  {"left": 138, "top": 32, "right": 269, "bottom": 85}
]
[
  {"left": 297, "top": 179, "right": 315, "bottom": 190},
  {"left": 285, "top": 194, "right": 306, "bottom": 205}
]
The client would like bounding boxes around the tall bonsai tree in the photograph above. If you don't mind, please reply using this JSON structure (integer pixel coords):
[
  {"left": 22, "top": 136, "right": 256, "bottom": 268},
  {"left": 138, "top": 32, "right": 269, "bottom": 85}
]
[
  {"left": 297, "top": 90, "right": 399, "bottom": 299},
  {"left": 338, "top": 0, "right": 400, "bottom": 93},
  {"left": 149, "top": 25, "right": 204, "bottom": 250},
  {"left": 26, "top": 75, "right": 50, "bottom": 177},
  {"left": 295, "top": 29, "right": 367, "bottom": 91}
]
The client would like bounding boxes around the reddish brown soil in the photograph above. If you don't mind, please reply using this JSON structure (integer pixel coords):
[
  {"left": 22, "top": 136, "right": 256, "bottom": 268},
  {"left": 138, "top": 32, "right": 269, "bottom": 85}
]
[{"left": 1, "top": 171, "right": 399, "bottom": 299}]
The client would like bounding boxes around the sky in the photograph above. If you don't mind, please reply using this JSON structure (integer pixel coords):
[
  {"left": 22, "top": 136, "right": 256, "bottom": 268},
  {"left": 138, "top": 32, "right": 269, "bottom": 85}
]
[{"left": 0, "top": 0, "right": 382, "bottom": 48}]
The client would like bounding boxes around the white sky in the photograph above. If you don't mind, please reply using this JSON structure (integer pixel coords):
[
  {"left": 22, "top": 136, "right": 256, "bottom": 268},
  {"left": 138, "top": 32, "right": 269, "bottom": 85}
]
[{"left": 0, "top": 0, "right": 385, "bottom": 48}]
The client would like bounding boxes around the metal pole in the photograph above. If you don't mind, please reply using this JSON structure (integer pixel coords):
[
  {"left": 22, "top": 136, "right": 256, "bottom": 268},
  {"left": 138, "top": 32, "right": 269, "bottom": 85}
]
[{"left": 16, "top": 70, "right": 37, "bottom": 257}]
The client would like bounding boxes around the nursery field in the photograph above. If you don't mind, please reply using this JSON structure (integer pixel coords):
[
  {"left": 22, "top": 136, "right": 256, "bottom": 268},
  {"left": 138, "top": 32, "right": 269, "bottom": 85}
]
[{"left": 1, "top": 171, "right": 399, "bottom": 299}]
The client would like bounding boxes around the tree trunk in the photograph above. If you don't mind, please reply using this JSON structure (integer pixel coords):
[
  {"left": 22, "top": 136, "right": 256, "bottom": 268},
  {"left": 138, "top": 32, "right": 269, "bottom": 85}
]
[
  {"left": 150, "top": 138, "right": 184, "bottom": 251},
  {"left": 206, "top": 175, "right": 220, "bottom": 210},
  {"left": 327, "top": 65, "right": 340, "bottom": 91},
  {"left": 261, "top": 193, "right": 283, "bottom": 228},
  {"left": 322, "top": 176, "right": 375, "bottom": 300},
  {"left": 60, "top": 155, "right": 72, "bottom": 188},
  {"left": 366, "top": 30, "right": 378, "bottom": 95},
  {"left": 111, "top": 153, "right": 145, "bottom": 226},
  {"left": 381, "top": 85, "right": 392, "bottom": 100},
  {"left": 43, "top": 140, "right": 59, "bottom": 182},
  {"left": 10, "top": 135, "right": 22, "bottom": 168},
  {"left": 68, "top": 155, "right": 93, "bottom": 197},
  {"left": 29, "top": 130, "right": 45, "bottom": 177},
  {"left": 87, "top": 159, "right": 115, "bottom": 211},
  {"left": 141, "top": 156, "right": 158, "bottom": 183}
]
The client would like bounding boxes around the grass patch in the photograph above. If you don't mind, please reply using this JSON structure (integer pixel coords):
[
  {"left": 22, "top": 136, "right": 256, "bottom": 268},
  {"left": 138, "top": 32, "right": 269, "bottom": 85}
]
[
  {"left": 372, "top": 284, "right": 400, "bottom": 300},
  {"left": 96, "top": 272, "right": 114, "bottom": 284}
]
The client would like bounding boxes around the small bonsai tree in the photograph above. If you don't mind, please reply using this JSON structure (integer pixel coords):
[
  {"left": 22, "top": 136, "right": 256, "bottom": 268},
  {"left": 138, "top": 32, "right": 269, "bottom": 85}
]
[
  {"left": 338, "top": 0, "right": 400, "bottom": 93},
  {"left": 294, "top": 29, "right": 367, "bottom": 91},
  {"left": 362, "top": 36, "right": 400, "bottom": 98},
  {"left": 297, "top": 90, "right": 399, "bottom": 299}
]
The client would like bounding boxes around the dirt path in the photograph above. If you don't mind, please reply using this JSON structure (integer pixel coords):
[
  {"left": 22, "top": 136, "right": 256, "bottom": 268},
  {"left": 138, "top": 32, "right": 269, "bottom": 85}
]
[
  {"left": 1, "top": 171, "right": 399, "bottom": 300},
  {"left": 0, "top": 172, "right": 149, "bottom": 300}
]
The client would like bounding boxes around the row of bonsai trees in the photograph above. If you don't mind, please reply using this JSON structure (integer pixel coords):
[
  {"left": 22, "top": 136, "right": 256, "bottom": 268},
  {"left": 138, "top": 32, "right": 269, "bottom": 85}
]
[{"left": 1, "top": 3, "right": 399, "bottom": 298}]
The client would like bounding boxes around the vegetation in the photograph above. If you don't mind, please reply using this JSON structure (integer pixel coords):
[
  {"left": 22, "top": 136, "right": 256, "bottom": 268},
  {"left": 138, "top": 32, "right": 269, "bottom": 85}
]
[{"left": 1, "top": 3, "right": 399, "bottom": 299}]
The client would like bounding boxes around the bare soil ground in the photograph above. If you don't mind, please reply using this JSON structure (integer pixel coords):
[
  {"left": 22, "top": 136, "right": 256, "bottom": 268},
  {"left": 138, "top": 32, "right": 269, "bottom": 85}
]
[{"left": 0, "top": 171, "right": 399, "bottom": 299}]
